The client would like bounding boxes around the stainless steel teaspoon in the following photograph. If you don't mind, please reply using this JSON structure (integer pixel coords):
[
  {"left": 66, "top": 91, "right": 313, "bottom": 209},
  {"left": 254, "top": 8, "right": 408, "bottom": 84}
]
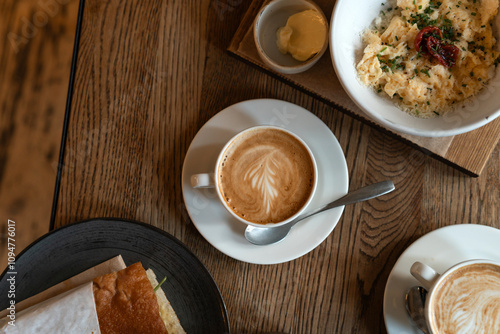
[
  {"left": 244, "top": 180, "right": 395, "bottom": 245},
  {"left": 405, "top": 286, "right": 430, "bottom": 334}
]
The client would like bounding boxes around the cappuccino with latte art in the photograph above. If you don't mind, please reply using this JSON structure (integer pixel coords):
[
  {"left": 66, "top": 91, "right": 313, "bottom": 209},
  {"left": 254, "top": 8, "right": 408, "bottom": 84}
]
[
  {"left": 429, "top": 262, "right": 500, "bottom": 334},
  {"left": 411, "top": 259, "right": 500, "bottom": 334},
  {"left": 217, "top": 127, "right": 316, "bottom": 225}
]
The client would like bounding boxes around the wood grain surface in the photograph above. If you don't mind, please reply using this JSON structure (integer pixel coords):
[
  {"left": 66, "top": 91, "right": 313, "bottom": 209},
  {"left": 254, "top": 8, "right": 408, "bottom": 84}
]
[
  {"left": 2, "top": 0, "right": 498, "bottom": 333},
  {"left": 0, "top": 0, "right": 78, "bottom": 270}
]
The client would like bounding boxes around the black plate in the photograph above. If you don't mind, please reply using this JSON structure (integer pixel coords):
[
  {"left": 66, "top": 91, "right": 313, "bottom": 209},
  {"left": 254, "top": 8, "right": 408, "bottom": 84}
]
[{"left": 0, "top": 219, "right": 230, "bottom": 333}]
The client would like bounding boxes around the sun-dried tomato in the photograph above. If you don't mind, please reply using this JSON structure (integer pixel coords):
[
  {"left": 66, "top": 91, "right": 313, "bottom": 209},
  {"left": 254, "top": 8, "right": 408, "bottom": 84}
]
[
  {"left": 426, "top": 37, "right": 460, "bottom": 68},
  {"left": 414, "top": 26, "right": 459, "bottom": 68},
  {"left": 415, "top": 26, "right": 443, "bottom": 52}
]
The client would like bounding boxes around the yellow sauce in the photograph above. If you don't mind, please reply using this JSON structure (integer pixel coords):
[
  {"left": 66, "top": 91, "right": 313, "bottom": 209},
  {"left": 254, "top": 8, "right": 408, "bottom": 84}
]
[{"left": 276, "top": 9, "right": 327, "bottom": 62}]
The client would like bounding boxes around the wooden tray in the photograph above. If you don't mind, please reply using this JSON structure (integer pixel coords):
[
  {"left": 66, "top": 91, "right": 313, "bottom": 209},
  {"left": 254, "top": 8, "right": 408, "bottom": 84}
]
[{"left": 228, "top": 0, "right": 500, "bottom": 177}]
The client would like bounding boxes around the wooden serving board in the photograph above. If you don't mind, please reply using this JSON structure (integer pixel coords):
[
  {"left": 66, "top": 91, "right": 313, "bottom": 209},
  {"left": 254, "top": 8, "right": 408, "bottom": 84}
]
[{"left": 228, "top": 0, "right": 500, "bottom": 177}]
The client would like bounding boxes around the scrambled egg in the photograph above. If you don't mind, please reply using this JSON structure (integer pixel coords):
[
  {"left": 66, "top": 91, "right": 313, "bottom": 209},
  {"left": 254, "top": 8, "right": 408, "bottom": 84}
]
[{"left": 357, "top": 0, "right": 500, "bottom": 117}]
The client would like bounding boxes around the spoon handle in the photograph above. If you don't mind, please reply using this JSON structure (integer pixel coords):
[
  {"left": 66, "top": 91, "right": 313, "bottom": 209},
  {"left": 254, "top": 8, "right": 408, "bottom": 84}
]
[{"left": 296, "top": 180, "right": 395, "bottom": 222}]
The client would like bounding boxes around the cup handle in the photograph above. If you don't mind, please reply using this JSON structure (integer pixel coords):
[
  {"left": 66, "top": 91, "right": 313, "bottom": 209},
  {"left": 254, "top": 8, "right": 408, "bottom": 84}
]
[
  {"left": 410, "top": 261, "right": 440, "bottom": 291},
  {"left": 191, "top": 173, "right": 215, "bottom": 188}
]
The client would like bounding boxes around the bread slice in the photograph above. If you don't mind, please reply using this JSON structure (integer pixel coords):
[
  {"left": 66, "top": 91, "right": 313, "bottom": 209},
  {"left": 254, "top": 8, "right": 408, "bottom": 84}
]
[
  {"left": 92, "top": 262, "right": 168, "bottom": 334},
  {"left": 146, "top": 269, "right": 186, "bottom": 334}
]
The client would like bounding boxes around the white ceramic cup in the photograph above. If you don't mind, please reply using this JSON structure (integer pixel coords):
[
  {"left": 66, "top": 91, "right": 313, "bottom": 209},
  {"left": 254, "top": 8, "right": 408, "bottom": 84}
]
[
  {"left": 190, "top": 125, "right": 318, "bottom": 227},
  {"left": 410, "top": 259, "right": 500, "bottom": 334}
]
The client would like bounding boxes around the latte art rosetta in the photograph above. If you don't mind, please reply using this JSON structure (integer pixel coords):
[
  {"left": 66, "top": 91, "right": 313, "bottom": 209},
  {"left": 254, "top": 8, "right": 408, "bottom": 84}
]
[
  {"left": 218, "top": 127, "right": 315, "bottom": 225},
  {"left": 243, "top": 148, "right": 283, "bottom": 215},
  {"left": 430, "top": 263, "right": 500, "bottom": 334}
]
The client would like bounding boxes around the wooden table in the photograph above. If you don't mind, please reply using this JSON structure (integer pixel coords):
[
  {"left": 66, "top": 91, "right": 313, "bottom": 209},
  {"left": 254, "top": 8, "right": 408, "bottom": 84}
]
[
  {"left": 0, "top": 0, "right": 79, "bottom": 270},
  {"left": 48, "top": 0, "right": 499, "bottom": 333}
]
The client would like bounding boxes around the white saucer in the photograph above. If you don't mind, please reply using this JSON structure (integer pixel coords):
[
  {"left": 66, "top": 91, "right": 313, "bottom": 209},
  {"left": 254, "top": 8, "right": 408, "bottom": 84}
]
[
  {"left": 383, "top": 224, "right": 500, "bottom": 333},
  {"left": 181, "top": 99, "right": 348, "bottom": 264}
]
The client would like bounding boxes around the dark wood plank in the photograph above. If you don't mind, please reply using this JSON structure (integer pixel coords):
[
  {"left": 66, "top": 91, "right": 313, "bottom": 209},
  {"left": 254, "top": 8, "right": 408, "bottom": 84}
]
[{"left": 0, "top": 0, "right": 78, "bottom": 270}]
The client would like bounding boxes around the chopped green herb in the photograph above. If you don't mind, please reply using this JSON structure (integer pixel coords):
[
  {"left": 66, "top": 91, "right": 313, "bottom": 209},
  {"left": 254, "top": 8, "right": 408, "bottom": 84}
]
[
  {"left": 420, "top": 69, "right": 431, "bottom": 77},
  {"left": 154, "top": 276, "right": 167, "bottom": 292}
]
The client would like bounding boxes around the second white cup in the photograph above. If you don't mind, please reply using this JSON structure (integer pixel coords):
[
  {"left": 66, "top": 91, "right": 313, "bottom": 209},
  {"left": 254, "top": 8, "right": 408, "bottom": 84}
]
[{"left": 410, "top": 259, "right": 500, "bottom": 334}]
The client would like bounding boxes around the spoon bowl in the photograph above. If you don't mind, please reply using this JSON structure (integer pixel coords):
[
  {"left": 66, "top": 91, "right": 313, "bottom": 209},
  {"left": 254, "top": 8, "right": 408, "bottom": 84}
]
[
  {"left": 405, "top": 286, "right": 429, "bottom": 334},
  {"left": 244, "top": 180, "right": 395, "bottom": 245}
]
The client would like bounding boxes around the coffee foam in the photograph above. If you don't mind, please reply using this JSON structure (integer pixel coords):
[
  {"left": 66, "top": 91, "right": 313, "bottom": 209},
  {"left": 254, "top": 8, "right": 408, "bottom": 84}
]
[
  {"left": 218, "top": 128, "right": 315, "bottom": 224},
  {"left": 429, "top": 263, "right": 500, "bottom": 334}
]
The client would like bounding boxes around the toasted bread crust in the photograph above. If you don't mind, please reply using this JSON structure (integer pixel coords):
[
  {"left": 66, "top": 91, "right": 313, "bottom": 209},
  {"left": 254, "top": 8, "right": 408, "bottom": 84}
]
[{"left": 93, "top": 262, "right": 168, "bottom": 334}]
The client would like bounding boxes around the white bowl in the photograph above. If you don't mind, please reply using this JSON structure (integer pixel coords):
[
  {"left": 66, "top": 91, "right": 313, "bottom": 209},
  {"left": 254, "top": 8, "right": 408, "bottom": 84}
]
[
  {"left": 254, "top": 0, "right": 329, "bottom": 74},
  {"left": 330, "top": 0, "right": 500, "bottom": 137}
]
